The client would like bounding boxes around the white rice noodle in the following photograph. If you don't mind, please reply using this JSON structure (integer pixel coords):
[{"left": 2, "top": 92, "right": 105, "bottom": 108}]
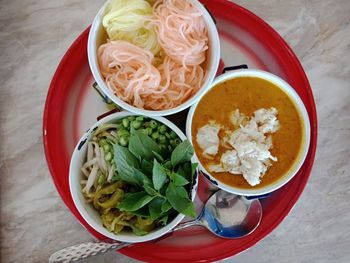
[
  {"left": 83, "top": 164, "right": 99, "bottom": 193},
  {"left": 100, "top": 147, "right": 108, "bottom": 173},
  {"left": 87, "top": 142, "right": 94, "bottom": 162},
  {"left": 107, "top": 164, "right": 115, "bottom": 182}
]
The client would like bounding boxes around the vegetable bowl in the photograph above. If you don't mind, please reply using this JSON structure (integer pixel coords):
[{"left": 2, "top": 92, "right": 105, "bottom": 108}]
[{"left": 69, "top": 112, "right": 198, "bottom": 243}]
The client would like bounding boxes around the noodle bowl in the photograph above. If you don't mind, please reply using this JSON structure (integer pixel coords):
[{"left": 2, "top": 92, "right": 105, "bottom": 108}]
[{"left": 88, "top": 0, "right": 220, "bottom": 116}]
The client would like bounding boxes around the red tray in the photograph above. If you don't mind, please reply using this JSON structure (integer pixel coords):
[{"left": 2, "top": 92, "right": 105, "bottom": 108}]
[{"left": 43, "top": 0, "right": 317, "bottom": 262}]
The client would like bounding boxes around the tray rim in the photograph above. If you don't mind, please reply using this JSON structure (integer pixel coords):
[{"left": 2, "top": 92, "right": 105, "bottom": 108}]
[{"left": 43, "top": 0, "right": 318, "bottom": 261}]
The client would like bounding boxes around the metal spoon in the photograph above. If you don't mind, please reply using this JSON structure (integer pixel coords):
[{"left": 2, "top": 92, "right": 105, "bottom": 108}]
[{"left": 49, "top": 190, "right": 262, "bottom": 263}]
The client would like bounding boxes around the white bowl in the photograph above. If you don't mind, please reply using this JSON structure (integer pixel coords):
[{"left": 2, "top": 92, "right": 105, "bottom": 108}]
[
  {"left": 88, "top": 0, "right": 220, "bottom": 116},
  {"left": 186, "top": 69, "right": 311, "bottom": 196},
  {"left": 69, "top": 112, "right": 198, "bottom": 243}
]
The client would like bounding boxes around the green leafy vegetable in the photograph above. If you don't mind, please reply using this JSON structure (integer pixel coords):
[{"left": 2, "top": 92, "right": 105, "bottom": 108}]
[
  {"left": 117, "top": 191, "right": 155, "bottom": 211},
  {"left": 122, "top": 222, "right": 148, "bottom": 236},
  {"left": 152, "top": 150, "right": 164, "bottom": 162},
  {"left": 148, "top": 197, "right": 165, "bottom": 220},
  {"left": 158, "top": 215, "right": 168, "bottom": 226},
  {"left": 141, "top": 159, "right": 153, "bottom": 177},
  {"left": 152, "top": 159, "right": 167, "bottom": 190},
  {"left": 171, "top": 140, "right": 194, "bottom": 167},
  {"left": 169, "top": 172, "right": 189, "bottom": 186},
  {"left": 129, "top": 129, "right": 160, "bottom": 161},
  {"left": 144, "top": 184, "right": 158, "bottom": 196},
  {"left": 166, "top": 183, "right": 196, "bottom": 218},
  {"left": 161, "top": 200, "right": 172, "bottom": 213}
]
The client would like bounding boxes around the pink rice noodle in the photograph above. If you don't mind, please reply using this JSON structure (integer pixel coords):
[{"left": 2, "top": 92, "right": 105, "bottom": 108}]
[{"left": 152, "top": 0, "right": 209, "bottom": 67}]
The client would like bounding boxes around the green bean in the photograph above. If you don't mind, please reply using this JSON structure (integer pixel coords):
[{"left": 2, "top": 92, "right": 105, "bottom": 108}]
[
  {"left": 140, "top": 128, "right": 148, "bottom": 135},
  {"left": 127, "top": 116, "right": 136, "bottom": 121},
  {"left": 136, "top": 116, "right": 144, "bottom": 121},
  {"left": 146, "top": 127, "right": 153, "bottom": 135},
  {"left": 150, "top": 120, "right": 157, "bottom": 129},
  {"left": 122, "top": 118, "right": 129, "bottom": 128},
  {"left": 131, "top": 120, "right": 142, "bottom": 129},
  {"left": 170, "top": 131, "right": 177, "bottom": 139},
  {"left": 158, "top": 124, "right": 167, "bottom": 134},
  {"left": 117, "top": 129, "right": 129, "bottom": 138},
  {"left": 158, "top": 135, "right": 166, "bottom": 144},
  {"left": 174, "top": 138, "right": 181, "bottom": 146},
  {"left": 99, "top": 138, "right": 107, "bottom": 146},
  {"left": 105, "top": 152, "right": 112, "bottom": 161},
  {"left": 165, "top": 132, "right": 171, "bottom": 139},
  {"left": 159, "top": 144, "right": 167, "bottom": 152},
  {"left": 119, "top": 136, "right": 129, "bottom": 146},
  {"left": 98, "top": 174, "right": 106, "bottom": 185},
  {"left": 103, "top": 144, "right": 111, "bottom": 152},
  {"left": 169, "top": 139, "right": 175, "bottom": 147},
  {"left": 151, "top": 132, "right": 159, "bottom": 140}
]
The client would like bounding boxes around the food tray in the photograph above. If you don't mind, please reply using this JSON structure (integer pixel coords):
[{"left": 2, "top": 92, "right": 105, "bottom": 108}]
[{"left": 43, "top": 0, "right": 317, "bottom": 261}]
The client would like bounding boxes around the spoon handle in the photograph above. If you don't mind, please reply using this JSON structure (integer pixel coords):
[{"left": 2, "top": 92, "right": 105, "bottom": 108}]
[
  {"left": 48, "top": 218, "right": 202, "bottom": 263},
  {"left": 48, "top": 241, "right": 130, "bottom": 263}
]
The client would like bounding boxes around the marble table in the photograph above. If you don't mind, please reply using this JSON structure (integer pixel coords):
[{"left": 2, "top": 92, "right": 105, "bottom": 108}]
[{"left": 1, "top": 0, "right": 349, "bottom": 262}]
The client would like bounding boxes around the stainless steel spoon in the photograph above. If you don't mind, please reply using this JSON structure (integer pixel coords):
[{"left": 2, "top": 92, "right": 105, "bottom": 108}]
[{"left": 49, "top": 190, "right": 262, "bottom": 263}]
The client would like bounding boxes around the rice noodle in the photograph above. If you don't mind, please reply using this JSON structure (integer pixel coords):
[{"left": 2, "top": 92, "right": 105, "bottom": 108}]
[
  {"left": 152, "top": 0, "right": 208, "bottom": 67},
  {"left": 98, "top": 41, "right": 205, "bottom": 110},
  {"left": 83, "top": 164, "right": 99, "bottom": 193}
]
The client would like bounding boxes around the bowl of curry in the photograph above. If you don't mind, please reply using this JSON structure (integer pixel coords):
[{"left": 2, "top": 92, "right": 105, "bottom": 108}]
[{"left": 186, "top": 69, "right": 310, "bottom": 196}]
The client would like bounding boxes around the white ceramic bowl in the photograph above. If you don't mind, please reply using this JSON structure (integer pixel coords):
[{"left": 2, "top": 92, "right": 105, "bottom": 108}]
[
  {"left": 69, "top": 112, "right": 198, "bottom": 243},
  {"left": 186, "top": 69, "right": 311, "bottom": 196},
  {"left": 88, "top": 0, "right": 220, "bottom": 116}
]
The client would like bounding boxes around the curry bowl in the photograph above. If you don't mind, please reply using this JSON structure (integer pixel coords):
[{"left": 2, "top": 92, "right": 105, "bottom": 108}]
[
  {"left": 186, "top": 69, "right": 311, "bottom": 196},
  {"left": 70, "top": 112, "right": 198, "bottom": 243}
]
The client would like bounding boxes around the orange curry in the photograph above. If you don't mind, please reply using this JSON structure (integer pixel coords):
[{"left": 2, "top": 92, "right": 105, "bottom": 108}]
[{"left": 192, "top": 77, "right": 303, "bottom": 189}]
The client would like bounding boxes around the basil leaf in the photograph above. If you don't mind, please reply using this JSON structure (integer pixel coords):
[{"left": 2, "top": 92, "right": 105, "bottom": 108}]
[
  {"left": 163, "top": 160, "right": 173, "bottom": 170},
  {"left": 122, "top": 222, "right": 148, "bottom": 236},
  {"left": 153, "top": 159, "right": 167, "bottom": 190},
  {"left": 191, "top": 163, "right": 198, "bottom": 177},
  {"left": 128, "top": 206, "right": 150, "bottom": 217},
  {"left": 141, "top": 159, "right": 153, "bottom": 177},
  {"left": 169, "top": 172, "right": 189, "bottom": 186},
  {"left": 114, "top": 145, "right": 142, "bottom": 185},
  {"left": 166, "top": 183, "right": 196, "bottom": 218},
  {"left": 129, "top": 129, "right": 160, "bottom": 161},
  {"left": 158, "top": 215, "right": 168, "bottom": 226},
  {"left": 171, "top": 140, "right": 194, "bottom": 167},
  {"left": 161, "top": 200, "right": 172, "bottom": 213},
  {"left": 144, "top": 184, "right": 158, "bottom": 196},
  {"left": 152, "top": 150, "right": 164, "bottom": 162},
  {"left": 177, "top": 162, "right": 191, "bottom": 182},
  {"left": 148, "top": 197, "right": 164, "bottom": 220},
  {"left": 117, "top": 191, "right": 155, "bottom": 211}
]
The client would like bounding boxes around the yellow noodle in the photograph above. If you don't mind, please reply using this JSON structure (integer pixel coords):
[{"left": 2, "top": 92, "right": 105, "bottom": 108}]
[{"left": 103, "top": 0, "right": 160, "bottom": 54}]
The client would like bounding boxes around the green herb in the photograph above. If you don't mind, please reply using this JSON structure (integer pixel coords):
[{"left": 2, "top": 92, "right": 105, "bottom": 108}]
[
  {"left": 166, "top": 183, "right": 196, "bottom": 218},
  {"left": 152, "top": 159, "right": 167, "bottom": 191},
  {"left": 169, "top": 172, "right": 189, "bottom": 186},
  {"left": 129, "top": 129, "right": 160, "bottom": 161},
  {"left": 161, "top": 200, "right": 172, "bottom": 213},
  {"left": 113, "top": 144, "right": 149, "bottom": 186},
  {"left": 148, "top": 197, "right": 165, "bottom": 220},
  {"left": 171, "top": 140, "right": 194, "bottom": 167},
  {"left": 158, "top": 215, "right": 169, "bottom": 226},
  {"left": 117, "top": 191, "right": 155, "bottom": 211},
  {"left": 122, "top": 222, "right": 148, "bottom": 236},
  {"left": 112, "top": 118, "right": 198, "bottom": 231},
  {"left": 141, "top": 159, "right": 153, "bottom": 176}
]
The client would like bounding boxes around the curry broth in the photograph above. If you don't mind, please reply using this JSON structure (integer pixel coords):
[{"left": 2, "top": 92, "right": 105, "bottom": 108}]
[{"left": 192, "top": 77, "right": 303, "bottom": 189}]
